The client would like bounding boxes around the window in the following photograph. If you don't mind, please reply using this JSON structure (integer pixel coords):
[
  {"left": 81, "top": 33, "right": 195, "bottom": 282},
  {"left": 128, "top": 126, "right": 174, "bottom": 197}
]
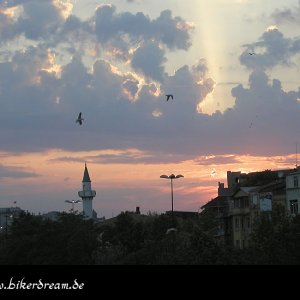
[
  {"left": 290, "top": 200, "right": 298, "bottom": 215},
  {"left": 236, "top": 240, "right": 240, "bottom": 249},
  {"left": 294, "top": 176, "right": 299, "bottom": 188},
  {"left": 247, "top": 217, "right": 250, "bottom": 228},
  {"left": 251, "top": 195, "right": 258, "bottom": 208},
  {"left": 245, "top": 198, "right": 249, "bottom": 207},
  {"left": 241, "top": 218, "right": 244, "bottom": 229},
  {"left": 235, "top": 217, "right": 239, "bottom": 230},
  {"left": 234, "top": 199, "right": 240, "bottom": 208}
]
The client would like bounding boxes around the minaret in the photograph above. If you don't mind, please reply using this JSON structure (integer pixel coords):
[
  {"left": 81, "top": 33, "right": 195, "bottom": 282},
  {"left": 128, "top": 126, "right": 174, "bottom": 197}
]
[{"left": 78, "top": 163, "right": 96, "bottom": 219}]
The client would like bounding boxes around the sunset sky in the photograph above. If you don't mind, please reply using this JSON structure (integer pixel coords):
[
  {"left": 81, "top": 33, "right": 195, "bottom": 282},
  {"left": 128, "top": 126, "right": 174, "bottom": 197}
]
[{"left": 1, "top": 0, "right": 300, "bottom": 218}]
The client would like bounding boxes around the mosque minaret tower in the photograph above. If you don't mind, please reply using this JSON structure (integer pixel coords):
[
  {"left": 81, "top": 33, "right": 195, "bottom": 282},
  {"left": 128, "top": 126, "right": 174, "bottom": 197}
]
[{"left": 78, "top": 163, "right": 96, "bottom": 219}]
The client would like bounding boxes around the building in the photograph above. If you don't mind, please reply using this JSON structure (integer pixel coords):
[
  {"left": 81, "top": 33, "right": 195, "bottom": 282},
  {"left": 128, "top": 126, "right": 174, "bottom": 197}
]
[
  {"left": 202, "top": 168, "right": 296, "bottom": 249},
  {"left": 200, "top": 171, "right": 242, "bottom": 245},
  {"left": 78, "top": 163, "right": 97, "bottom": 219},
  {"left": 286, "top": 168, "right": 300, "bottom": 216},
  {"left": 200, "top": 195, "right": 230, "bottom": 245},
  {"left": 230, "top": 170, "right": 293, "bottom": 248},
  {"left": 230, "top": 186, "right": 257, "bottom": 249}
]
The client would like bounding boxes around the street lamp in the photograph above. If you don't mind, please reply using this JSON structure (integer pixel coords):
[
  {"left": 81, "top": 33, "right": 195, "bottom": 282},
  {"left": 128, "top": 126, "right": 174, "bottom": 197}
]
[
  {"left": 65, "top": 200, "right": 81, "bottom": 213},
  {"left": 160, "top": 174, "right": 184, "bottom": 227}
]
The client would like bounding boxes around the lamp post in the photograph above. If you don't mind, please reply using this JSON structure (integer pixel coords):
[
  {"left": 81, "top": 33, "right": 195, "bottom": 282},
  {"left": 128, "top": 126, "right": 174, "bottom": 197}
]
[
  {"left": 65, "top": 200, "right": 81, "bottom": 213},
  {"left": 160, "top": 174, "right": 184, "bottom": 227}
]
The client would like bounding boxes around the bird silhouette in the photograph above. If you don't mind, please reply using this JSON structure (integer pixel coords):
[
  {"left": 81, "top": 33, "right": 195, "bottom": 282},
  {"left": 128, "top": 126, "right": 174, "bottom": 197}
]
[
  {"left": 211, "top": 168, "right": 217, "bottom": 177},
  {"left": 248, "top": 52, "right": 256, "bottom": 55},
  {"left": 165, "top": 94, "right": 173, "bottom": 101},
  {"left": 76, "top": 112, "right": 84, "bottom": 125}
]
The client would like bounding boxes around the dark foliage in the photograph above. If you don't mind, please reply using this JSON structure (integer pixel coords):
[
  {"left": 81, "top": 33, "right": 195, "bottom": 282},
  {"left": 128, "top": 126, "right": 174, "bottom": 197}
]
[
  {"left": 0, "top": 212, "right": 99, "bottom": 265},
  {"left": 1, "top": 208, "right": 300, "bottom": 264},
  {"left": 242, "top": 204, "right": 300, "bottom": 264}
]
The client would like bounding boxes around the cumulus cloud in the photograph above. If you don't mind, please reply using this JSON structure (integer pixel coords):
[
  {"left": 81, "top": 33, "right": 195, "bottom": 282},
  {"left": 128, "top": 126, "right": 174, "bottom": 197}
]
[
  {"left": 1, "top": 2, "right": 300, "bottom": 162},
  {"left": 0, "top": 0, "right": 73, "bottom": 41},
  {"left": 0, "top": 6, "right": 17, "bottom": 42},
  {"left": 131, "top": 41, "right": 166, "bottom": 82},
  {"left": 240, "top": 27, "right": 300, "bottom": 70},
  {"left": 93, "top": 4, "right": 193, "bottom": 50},
  {"left": 0, "top": 1, "right": 194, "bottom": 90}
]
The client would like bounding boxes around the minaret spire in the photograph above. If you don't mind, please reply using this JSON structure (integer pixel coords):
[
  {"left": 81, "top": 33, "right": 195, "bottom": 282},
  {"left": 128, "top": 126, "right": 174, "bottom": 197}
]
[
  {"left": 78, "top": 163, "right": 96, "bottom": 219},
  {"left": 83, "top": 161, "right": 91, "bottom": 182}
]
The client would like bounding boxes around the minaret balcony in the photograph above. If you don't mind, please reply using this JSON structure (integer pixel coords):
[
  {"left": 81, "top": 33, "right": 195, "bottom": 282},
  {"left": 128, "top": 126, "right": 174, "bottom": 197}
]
[{"left": 78, "top": 190, "right": 96, "bottom": 197}]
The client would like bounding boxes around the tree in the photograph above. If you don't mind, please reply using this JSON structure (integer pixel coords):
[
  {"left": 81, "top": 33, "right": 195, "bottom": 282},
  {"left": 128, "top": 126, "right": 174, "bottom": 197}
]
[
  {"left": 0, "top": 212, "right": 99, "bottom": 264},
  {"left": 246, "top": 204, "right": 300, "bottom": 264}
]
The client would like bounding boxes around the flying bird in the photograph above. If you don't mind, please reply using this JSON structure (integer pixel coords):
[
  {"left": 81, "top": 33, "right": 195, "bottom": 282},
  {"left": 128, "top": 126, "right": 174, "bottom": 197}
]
[
  {"left": 248, "top": 52, "right": 256, "bottom": 55},
  {"left": 165, "top": 94, "right": 174, "bottom": 101},
  {"left": 76, "top": 112, "right": 84, "bottom": 125},
  {"left": 211, "top": 168, "right": 217, "bottom": 177}
]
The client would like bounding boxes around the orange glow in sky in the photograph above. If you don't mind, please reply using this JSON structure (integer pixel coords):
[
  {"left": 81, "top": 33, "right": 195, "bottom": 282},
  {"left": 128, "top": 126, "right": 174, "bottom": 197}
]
[{"left": 1, "top": 149, "right": 296, "bottom": 217}]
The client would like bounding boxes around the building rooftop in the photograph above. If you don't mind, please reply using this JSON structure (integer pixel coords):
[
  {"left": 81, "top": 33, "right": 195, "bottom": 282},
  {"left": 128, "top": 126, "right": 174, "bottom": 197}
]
[{"left": 201, "top": 196, "right": 228, "bottom": 210}]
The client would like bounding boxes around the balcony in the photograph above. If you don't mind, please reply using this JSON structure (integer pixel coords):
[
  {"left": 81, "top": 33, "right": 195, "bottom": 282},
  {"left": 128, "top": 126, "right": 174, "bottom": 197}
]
[{"left": 78, "top": 190, "right": 96, "bottom": 197}]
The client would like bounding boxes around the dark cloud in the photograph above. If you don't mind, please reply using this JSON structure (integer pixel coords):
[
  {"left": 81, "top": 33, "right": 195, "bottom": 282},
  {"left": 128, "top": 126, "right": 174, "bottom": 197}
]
[
  {"left": 131, "top": 41, "right": 166, "bottom": 82},
  {"left": 0, "top": 2, "right": 194, "bottom": 90},
  {"left": 0, "top": 0, "right": 72, "bottom": 41},
  {"left": 93, "top": 4, "right": 193, "bottom": 50},
  {"left": 240, "top": 27, "right": 300, "bottom": 70},
  {"left": 2, "top": 56, "right": 299, "bottom": 159},
  {"left": 2, "top": 33, "right": 300, "bottom": 159},
  {"left": 0, "top": 164, "right": 39, "bottom": 179},
  {"left": 0, "top": 3, "right": 300, "bottom": 162},
  {"left": 271, "top": 1, "right": 300, "bottom": 24}
]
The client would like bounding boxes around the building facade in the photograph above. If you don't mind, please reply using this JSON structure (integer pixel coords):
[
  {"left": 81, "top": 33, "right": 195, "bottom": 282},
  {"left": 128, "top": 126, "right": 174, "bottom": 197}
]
[
  {"left": 202, "top": 168, "right": 296, "bottom": 249},
  {"left": 286, "top": 170, "right": 300, "bottom": 216}
]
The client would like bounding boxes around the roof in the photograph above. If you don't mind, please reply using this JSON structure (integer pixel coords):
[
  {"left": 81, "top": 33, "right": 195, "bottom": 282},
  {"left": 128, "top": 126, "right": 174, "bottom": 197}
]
[
  {"left": 252, "top": 179, "right": 285, "bottom": 193},
  {"left": 82, "top": 163, "right": 91, "bottom": 182},
  {"left": 240, "top": 168, "right": 295, "bottom": 186},
  {"left": 201, "top": 196, "right": 227, "bottom": 209},
  {"left": 232, "top": 186, "right": 258, "bottom": 198}
]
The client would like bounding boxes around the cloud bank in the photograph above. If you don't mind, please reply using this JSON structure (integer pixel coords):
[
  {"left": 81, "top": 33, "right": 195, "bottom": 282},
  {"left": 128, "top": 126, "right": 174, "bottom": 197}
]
[{"left": 0, "top": 1, "right": 299, "bottom": 163}]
